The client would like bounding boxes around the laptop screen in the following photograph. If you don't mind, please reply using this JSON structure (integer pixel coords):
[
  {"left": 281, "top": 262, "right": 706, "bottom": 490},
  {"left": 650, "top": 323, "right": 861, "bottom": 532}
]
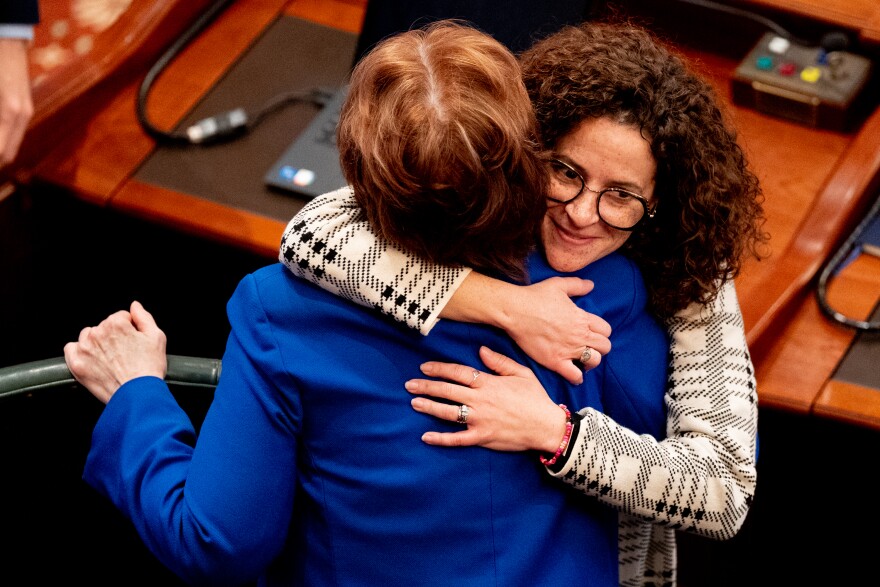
[{"left": 263, "top": 86, "right": 349, "bottom": 199}]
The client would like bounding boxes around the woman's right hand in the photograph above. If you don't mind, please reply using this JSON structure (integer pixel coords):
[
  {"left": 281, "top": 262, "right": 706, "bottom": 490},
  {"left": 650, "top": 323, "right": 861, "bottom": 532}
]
[
  {"left": 64, "top": 301, "right": 167, "bottom": 404},
  {"left": 497, "top": 277, "right": 611, "bottom": 385},
  {"left": 442, "top": 273, "right": 611, "bottom": 385}
]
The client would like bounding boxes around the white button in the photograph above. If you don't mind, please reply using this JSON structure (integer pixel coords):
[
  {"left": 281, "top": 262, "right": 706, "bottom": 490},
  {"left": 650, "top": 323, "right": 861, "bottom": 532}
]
[
  {"left": 768, "top": 36, "right": 790, "bottom": 54},
  {"left": 293, "top": 169, "right": 316, "bottom": 186}
]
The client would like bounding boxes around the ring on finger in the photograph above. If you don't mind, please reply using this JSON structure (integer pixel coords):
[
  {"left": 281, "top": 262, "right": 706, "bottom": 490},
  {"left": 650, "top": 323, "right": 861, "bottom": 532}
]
[
  {"left": 457, "top": 404, "right": 470, "bottom": 425},
  {"left": 578, "top": 346, "right": 593, "bottom": 365},
  {"left": 468, "top": 370, "right": 480, "bottom": 387}
]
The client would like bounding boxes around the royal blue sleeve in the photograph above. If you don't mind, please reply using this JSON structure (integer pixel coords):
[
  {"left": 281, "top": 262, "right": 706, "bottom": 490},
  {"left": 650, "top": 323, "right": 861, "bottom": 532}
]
[{"left": 83, "top": 273, "right": 302, "bottom": 586}]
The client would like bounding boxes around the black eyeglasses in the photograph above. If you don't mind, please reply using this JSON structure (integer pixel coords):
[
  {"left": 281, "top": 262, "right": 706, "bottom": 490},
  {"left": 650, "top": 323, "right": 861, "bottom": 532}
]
[{"left": 545, "top": 158, "right": 656, "bottom": 231}]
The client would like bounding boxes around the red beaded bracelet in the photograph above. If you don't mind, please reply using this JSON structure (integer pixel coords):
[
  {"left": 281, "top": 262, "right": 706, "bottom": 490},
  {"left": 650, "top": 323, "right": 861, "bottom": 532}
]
[{"left": 540, "top": 404, "right": 573, "bottom": 466}]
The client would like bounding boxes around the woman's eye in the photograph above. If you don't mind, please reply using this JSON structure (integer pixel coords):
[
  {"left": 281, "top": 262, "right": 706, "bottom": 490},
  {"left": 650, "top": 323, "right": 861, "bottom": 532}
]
[
  {"left": 550, "top": 162, "right": 577, "bottom": 180},
  {"left": 604, "top": 189, "right": 638, "bottom": 203}
]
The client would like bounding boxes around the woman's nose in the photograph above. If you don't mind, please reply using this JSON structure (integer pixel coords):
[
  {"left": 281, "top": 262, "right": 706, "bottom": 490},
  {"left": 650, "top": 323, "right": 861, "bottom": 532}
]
[{"left": 565, "top": 192, "right": 601, "bottom": 227}]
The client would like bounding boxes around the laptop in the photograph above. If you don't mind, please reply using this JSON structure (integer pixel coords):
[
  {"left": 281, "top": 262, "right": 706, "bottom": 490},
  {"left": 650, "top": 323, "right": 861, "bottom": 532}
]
[{"left": 263, "top": 86, "right": 349, "bottom": 198}]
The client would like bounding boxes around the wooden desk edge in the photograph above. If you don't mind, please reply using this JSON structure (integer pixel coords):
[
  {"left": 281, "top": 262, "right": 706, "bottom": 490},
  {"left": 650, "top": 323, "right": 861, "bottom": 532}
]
[
  {"left": 815, "top": 379, "right": 880, "bottom": 429},
  {"left": 753, "top": 253, "right": 880, "bottom": 425},
  {"left": 743, "top": 105, "right": 880, "bottom": 348}
]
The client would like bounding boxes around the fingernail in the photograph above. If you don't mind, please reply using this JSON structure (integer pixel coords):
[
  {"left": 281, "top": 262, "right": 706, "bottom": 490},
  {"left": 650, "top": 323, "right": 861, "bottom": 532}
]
[
  {"left": 420, "top": 363, "right": 435, "bottom": 375},
  {"left": 405, "top": 381, "right": 418, "bottom": 392}
]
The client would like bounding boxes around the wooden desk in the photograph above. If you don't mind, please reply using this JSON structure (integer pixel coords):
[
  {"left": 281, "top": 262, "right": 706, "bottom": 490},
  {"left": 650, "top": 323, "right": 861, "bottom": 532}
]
[
  {"left": 31, "top": 0, "right": 366, "bottom": 257},
  {"left": 758, "top": 252, "right": 880, "bottom": 423},
  {"left": 744, "top": 0, "right": 880, "bottom": 45},
  {"left": 24, "top": 0, "right": 880, "bottom": 426}
]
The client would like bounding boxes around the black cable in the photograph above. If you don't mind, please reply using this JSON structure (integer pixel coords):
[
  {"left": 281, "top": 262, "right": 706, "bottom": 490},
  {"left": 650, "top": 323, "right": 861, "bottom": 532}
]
[
  {"left": 136, "top": 0, "right": 334, "bottom": 146},
  {"left": 246, "top": 87, "right": 337, "bottom": 130},
  {"left": 137, "top": 0, "right": 238, "bottom": 144},
  {"left": 815, "top": 193, "right": 880, "bottom": 331},
  {"left": 672, "top": 0, "right": 812, "bottom": 46}
]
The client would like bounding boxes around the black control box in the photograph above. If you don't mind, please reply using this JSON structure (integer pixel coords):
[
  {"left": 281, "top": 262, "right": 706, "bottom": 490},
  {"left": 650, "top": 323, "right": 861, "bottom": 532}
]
[{"left": 732, "top": 32, "right": 873, "bottom": 131}]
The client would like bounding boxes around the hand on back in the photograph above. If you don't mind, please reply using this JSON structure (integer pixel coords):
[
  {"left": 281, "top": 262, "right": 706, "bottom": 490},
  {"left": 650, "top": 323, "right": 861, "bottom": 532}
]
[
  {"left": 502, "top": 276, "right": 611, "bottom": 384},
  {"left": 407, "top": 346, "right": 569, "bottom": 454}
]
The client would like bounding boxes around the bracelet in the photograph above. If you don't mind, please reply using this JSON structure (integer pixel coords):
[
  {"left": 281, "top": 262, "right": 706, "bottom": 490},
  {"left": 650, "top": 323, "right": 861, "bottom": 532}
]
[{"left": 539, "top": 404, "right": 573, "bottom": 466}]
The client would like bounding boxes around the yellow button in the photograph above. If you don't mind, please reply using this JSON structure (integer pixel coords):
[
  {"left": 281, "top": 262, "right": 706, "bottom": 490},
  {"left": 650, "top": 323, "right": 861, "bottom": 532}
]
[{"left": 801, "top": 66, "right": 821, "bottom": 83}]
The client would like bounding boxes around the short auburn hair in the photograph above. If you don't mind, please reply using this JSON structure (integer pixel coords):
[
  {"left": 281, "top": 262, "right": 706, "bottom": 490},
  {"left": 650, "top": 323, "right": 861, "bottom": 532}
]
[{"left": 338, "top": 20, "right": 546, "bottom": 282}]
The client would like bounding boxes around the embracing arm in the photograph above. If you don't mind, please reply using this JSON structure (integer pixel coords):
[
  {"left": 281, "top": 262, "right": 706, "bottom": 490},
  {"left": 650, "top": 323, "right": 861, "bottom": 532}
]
[
  {"left": 280, "top": 187, "right": 470, "bottom": 334},
  {"left": 280, "top": 188, "right": 610, "bottom": 383},
  {"left": 408, "top": 281, "right": 756, "bottom": 540},
  {"left": 555, "top": 281, "right": 757, "bottom": 539}
]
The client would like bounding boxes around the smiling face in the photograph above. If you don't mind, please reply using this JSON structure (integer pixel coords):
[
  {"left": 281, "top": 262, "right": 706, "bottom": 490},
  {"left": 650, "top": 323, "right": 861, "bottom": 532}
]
[{"left": 540, "top": 116, "right": 658, "bottom": 273}]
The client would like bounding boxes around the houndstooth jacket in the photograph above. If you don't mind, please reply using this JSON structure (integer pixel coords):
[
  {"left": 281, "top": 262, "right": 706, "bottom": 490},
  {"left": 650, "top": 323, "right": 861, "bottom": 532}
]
[{"left": 279, "top": 188, "right": 758, "bottom": 587}]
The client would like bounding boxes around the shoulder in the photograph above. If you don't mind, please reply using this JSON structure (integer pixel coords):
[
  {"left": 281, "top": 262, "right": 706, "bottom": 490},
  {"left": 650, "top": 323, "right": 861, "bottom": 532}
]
[
  {"left": 241, "top": 263, "right": 296, "bottom": 295},
  {"left": 230, "top": 263, "right": 415, "bottom": 336},
  {"left": 580, "top": 253, "right": 645, "bottom": 292},
  {"left": 229, "top": 264, "right": 341, "bottom": 320},
  {"left": 578, "top": 254, "right": 650, "bottom": 329},
  {"left": 526, "top": 252, "right": 648, "bottom": 330}
]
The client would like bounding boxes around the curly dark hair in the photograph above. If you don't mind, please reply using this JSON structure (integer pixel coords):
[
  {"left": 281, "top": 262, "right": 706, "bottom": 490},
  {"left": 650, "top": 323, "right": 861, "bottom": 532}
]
[{"left": 520, "top": 20, "right": 770, "bottom": 319}]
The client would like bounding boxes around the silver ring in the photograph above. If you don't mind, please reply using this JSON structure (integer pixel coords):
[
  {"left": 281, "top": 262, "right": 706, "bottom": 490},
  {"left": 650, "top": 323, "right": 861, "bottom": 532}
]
[
  {"left": 578, "top": 346, "right": 593, "bottom": 365},
  {"left": 457, "top": 404, "right": 470, "bottom": 425},
  {"left": 468, "top": 370, "right": 480, "bottom": 387}
]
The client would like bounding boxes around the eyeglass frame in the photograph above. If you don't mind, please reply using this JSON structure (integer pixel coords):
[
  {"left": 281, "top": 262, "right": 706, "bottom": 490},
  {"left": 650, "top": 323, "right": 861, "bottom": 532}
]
[{"left": 545, "top": 157, "right": 657, "bottom": 231}]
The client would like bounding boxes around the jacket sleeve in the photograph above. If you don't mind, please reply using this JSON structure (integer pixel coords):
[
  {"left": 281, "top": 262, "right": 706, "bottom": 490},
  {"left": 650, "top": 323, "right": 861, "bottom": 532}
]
[
  {"left": 279, "top": 187, "right": 470, "bottom": 335},
  {"left": 550, "top": 281, "right": 758, "bottom": 540},
  {"left": 83, "top": 274, "right": 302, "bottom": 586}
]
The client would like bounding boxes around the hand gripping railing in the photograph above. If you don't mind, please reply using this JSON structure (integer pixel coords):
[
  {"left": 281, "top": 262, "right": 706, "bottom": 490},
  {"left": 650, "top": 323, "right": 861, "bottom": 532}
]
[{"left": 0, "top": 355, "right": 221, "bottom": 400}]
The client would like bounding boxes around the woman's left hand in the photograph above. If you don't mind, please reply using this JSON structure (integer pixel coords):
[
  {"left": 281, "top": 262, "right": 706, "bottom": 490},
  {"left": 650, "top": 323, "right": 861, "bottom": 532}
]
[{"left": 405, "top": 346, "right": 569, "bottom": 454}]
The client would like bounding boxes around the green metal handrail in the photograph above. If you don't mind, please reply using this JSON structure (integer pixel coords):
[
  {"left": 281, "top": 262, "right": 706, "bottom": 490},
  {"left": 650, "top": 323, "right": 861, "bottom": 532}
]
[{"left": 0, "top": 355, "right": 221, "bottom": 400}]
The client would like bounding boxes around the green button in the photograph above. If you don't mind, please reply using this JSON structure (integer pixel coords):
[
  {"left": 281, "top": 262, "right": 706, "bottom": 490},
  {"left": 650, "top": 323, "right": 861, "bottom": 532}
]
[{"left": 756, "top": 56, "right": 773, "bottom": 70}]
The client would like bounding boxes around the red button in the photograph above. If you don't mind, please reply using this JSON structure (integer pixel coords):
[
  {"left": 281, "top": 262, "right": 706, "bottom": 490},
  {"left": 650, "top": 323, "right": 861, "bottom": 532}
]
[{"left": 779, "top": 62, "right": 796, "bottom": 76}]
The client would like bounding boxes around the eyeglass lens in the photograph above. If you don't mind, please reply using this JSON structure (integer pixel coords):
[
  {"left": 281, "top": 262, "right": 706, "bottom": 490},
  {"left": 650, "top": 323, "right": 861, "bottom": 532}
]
[{"left": 547, "top": 160, "right": 646, "bottom": 230}]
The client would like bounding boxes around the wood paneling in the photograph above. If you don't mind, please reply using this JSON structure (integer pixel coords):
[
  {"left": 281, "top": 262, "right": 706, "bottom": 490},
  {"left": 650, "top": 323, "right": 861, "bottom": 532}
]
[{"left": 815, "top": 380, "right": 880, "bottom": 428}]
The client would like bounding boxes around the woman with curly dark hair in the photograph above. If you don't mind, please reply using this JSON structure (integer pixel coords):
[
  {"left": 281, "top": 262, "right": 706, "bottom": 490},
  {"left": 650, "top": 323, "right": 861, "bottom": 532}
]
[
  {"left": 280, "top": 20, "right": 768, "bottom": 586},
  {"left": 521, "top": 22, "right": 766, "bottom": 320}
]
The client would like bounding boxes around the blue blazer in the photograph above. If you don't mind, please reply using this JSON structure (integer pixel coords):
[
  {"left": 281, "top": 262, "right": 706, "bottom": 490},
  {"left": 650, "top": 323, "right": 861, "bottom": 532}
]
[{"left": 84, "top": 252, "right": 668, "bottom": 586}]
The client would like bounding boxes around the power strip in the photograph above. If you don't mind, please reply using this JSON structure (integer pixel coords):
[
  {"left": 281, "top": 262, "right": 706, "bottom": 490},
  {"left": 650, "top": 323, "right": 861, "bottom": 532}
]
[{"left": 732, "top": 32, "right": 873, "bottom": 131}]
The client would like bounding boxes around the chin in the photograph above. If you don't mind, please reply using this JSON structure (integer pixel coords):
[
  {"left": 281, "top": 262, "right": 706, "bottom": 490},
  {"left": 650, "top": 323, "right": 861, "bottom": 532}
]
[{"left": 543, "top": 248, "right": 595, "bottom": 273}]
